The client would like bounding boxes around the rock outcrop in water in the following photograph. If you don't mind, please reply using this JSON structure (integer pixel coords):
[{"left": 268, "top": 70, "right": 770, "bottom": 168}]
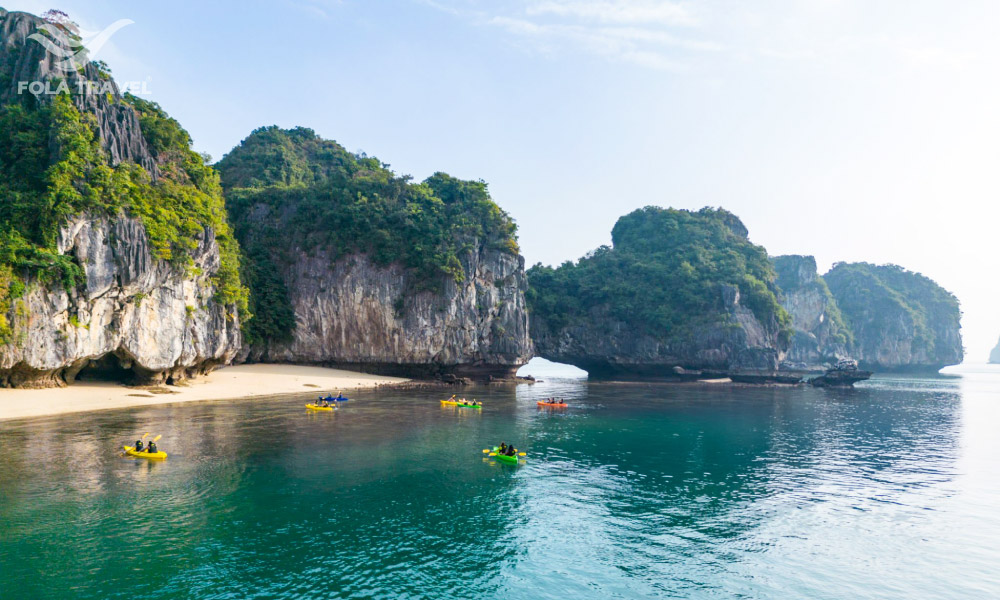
[
  {"left": 218, "top": 127, "right": 532, "bottom": 379},
  {"left": 528, "top": 207, "right": 791, "bottom": 379},
  {"left": 772, "top": 255, "right": 851, "bottom": 369},
  {"left": 989, "top": 337, "right": 1000, "bottom": 364},
  {"left": 0, "top": 9, "right": 245, "bottom": 387},
  {"left": 824, "top": 263, "right": 962, "bottom": 372}
]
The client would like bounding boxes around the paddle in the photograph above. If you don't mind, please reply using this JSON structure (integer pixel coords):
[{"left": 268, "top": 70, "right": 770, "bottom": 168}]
[
  {"left": 123, "top": 433, "right": 156, "bottom": 456},
  {"left": 482, "top": 448, "right": 527, "bottom": 458},
  {"left": 152, "top": 434, "right": 162, "bottom": 442}
]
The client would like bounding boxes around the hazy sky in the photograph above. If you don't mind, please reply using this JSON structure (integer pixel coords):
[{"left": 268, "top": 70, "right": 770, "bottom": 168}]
[{"left": 5, "top": 0, "right": 999, "bottom": 360}]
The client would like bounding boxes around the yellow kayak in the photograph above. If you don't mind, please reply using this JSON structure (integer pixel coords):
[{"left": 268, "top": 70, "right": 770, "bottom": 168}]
[
  {"left": 123, "top": 445, "right": 167, "bottom": 460},
  {"left": 306, "top": 403, "right": 335, "bottom": 411},
  {"left": 441, "top": 399, "right": 481, "bottom": 408}
]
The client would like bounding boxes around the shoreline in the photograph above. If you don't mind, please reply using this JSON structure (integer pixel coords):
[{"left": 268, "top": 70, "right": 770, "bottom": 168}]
[{"left": 0, "top": 364, "right": 408, "bottom": 422}]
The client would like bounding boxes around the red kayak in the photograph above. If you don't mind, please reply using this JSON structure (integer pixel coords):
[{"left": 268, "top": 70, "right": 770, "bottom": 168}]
[{"left": 537, "top": 401, "right": 568, "bottom": 408}]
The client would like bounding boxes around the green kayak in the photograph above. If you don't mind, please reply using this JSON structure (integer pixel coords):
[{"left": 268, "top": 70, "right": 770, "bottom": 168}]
[
  {"left": 456, "top": 403, "right": 481, "bottom": 409},
  {"left": 491, "top": 446, "right": 519, "bottom": 465},
  {"left": 496, "top": 453, "right": 518, "bottom": 465}
]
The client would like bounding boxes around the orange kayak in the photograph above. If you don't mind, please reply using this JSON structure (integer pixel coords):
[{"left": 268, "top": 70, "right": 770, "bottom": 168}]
[{"left": 537, "top": 401, "right": 568, "bottom": 408}]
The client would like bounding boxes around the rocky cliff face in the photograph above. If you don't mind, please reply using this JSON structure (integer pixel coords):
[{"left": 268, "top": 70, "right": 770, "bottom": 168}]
[
  {"left": 0, "top": 10, "right": 157, "bottom": 174},
  {"left": 825, "top": 263, "right": 962, "bottom": 372},
  {"left": 248, "top": 246, "right": 531, "bottom": 378},
  {"left": 531, "top": 283, "right": 784, "bottom": 378},
  {"left": 0, "top": 214, "right": 241, "bottom": 387},
  {"left": 0, "top": 9, "right": 244, "bottom": 388},
  {"left": 772, "top": 255, "right": 850, "bottom": 369}
]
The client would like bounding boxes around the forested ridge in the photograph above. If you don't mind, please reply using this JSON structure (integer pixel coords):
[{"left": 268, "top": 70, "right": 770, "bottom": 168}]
[{"left": 217, "top": 126, "right": 520, "bottom": 346}]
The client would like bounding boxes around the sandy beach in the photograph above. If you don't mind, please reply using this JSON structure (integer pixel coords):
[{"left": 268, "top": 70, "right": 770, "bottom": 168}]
[{"left": 0, "top": 364, "right": 408, "bottom": 421}]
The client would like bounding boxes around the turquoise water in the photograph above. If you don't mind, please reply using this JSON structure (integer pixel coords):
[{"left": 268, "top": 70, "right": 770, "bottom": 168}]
[{"left": 2, "top": 367, "right": 999, "bottom": 599}]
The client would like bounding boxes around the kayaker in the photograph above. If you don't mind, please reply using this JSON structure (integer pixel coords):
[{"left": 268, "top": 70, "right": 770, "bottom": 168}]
[
  {"left": 499, "top": 442, "right": 507, "bottom": 455},
  {"left": 506, "top": 446, "right": 516, "bottom": 456},
  {"left": 147, "top": 440, "right": 157, "bottom": 454},
  {"left": 134, "top": 440, "right": 144, "bottom": 452}
]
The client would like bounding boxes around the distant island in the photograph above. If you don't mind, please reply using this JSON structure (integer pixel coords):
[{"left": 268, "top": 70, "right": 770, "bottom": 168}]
[
  {"left": 528, "top": 207, "right": 791, "bottom": 378},
  {"left": 990, "top": 337, "right": 1000, "bottom": 364},
  {"left": 527, "top": 210, "right": 963, "bottom": 379}
]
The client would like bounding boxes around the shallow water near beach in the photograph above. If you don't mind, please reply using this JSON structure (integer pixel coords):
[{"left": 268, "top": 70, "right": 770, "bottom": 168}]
[{"left": 1, "top": 365, "right": 999, "bottom": 599}]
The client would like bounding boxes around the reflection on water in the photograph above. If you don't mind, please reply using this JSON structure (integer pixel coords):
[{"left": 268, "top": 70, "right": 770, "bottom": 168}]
[{"left": 1, "top": 367, "right": 998, "bottom": 599}]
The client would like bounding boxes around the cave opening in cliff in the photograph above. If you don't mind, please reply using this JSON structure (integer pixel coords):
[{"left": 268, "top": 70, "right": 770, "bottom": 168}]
[{"left": 73, "top": 354, "right": 139, "bottom": 384}]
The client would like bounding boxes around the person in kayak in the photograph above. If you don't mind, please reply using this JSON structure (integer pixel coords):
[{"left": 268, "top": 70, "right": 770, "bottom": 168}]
[
  {"left": 134, "top": 439, "right": 144, "bottom": 452},
  {"left": 147, "top": 440, "right": 157, "bottom": 454},
  {"left": 498, "top": 443, "right": 508, "bottom": 455},
  {"left": 505, "top": 446, "right": 516, "bottom": 456}
]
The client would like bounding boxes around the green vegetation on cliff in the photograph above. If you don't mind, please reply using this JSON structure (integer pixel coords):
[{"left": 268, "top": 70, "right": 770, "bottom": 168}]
[
  {"left": 217, "top": 126, "right": 520, "bottom": 346},
  {"left": 824, "top": 262, "right": 962, "bottom": 367},
  {"left": 0, "top": 92, "right": 247, "bottom": 342},
  {"left": 527, "top": 207, "right": 792, "bottom": 342},
  {"left": 123, "top": 94, "right": 247, "bottom": 309}
]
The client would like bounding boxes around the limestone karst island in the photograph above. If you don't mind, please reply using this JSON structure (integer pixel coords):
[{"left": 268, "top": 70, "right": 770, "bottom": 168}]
[{"left": 1, "top": 5, "right": 997, "bottom": 600}]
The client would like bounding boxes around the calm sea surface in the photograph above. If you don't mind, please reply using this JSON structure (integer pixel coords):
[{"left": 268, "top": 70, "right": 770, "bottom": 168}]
[{"left": 1, "top": 364, "right": 999, "bottom": 599}]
